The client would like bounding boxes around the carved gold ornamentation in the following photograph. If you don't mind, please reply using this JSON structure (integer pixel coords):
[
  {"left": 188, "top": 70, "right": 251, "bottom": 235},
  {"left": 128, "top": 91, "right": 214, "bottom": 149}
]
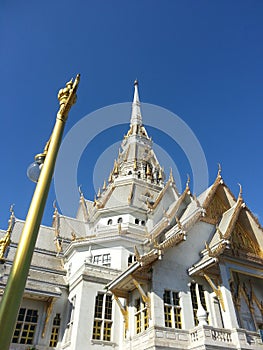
[
  {"left": 0, "top": 206, "right": 15, "bottom": 261},
  {"left": 132, "top": 278, "right": 151, "bottom": 318},
  {"left": 159, "top": 231, "right": 185, "bottom": 250},
  {"left": 95, "top": 184, "right": 115, "bottom": 209},
  {"left": 57, "top": 74, "right": 80, "bottom": 122},
  {"left": 134, "top": 246, "right": 141, "bottom": 262},
  {"left": 230, "top": 222, "right": 262, "bottom": 258},
  {"left": 203, "top": 194, "right": 227, "bottom": 225},
  {"left": 113, "top": 160, "right": 119, "bottom": 175},
  {"left": 203, "top": 274, "right": 225, "bottom": 311},
  {"left": 205, "top": 241, "right": 227, "bottom": 258},
  {"left": 114, "top": 295, "right": 129, "bottom": 332}
]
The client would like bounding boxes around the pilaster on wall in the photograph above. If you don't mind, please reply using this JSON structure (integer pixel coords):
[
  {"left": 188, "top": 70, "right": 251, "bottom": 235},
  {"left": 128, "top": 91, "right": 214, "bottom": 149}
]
[
  {"left": 219, "top": 263, "right": 239, "bottom": 329},
  {"left": 180, "top": 290, "right": 195, "bottom": 329}
]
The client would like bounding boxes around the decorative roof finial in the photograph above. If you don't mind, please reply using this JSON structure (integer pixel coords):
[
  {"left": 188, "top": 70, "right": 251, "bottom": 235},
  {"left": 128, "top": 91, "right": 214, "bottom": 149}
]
[
  {"left": 217, "top": 163, "right": 222, "bottom": 178},
  {"left": 130, "top": 79, "right": 142, "bottom": 126},
  {"left": 186, "top": 174, "right": 190, "bottom": 190},
  {"left": 53, "top": 200, "right": 58, "bottom": 213},
  {"left": 169, "top": 168, "right": 174, "bottom": 183},
  {"left": 78, "top": 185, "right": 83, "bottom": 197},
  {"left": 238, "top": 183, "right": 243, "bottom": 200}
]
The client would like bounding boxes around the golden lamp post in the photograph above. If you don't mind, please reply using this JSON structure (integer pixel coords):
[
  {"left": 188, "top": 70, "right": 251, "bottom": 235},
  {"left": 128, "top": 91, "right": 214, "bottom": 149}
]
[{"left": 0, "top": 74, "right": 80, "bottom": 349}]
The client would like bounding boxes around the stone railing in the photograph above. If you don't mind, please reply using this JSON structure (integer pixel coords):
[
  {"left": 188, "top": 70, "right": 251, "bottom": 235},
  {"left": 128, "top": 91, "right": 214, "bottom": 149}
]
[
  {"left": 124, "top": 325, "right": 263, "bottom": 350},
  {"left": 190, "top": 325, "right": 234, "bottom": 348}
]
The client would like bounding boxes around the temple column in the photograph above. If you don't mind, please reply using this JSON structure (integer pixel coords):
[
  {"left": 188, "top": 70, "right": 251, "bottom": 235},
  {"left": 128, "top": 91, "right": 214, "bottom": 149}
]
[{"left": 219, "top": 263, "right": 239, "bottom": 328}]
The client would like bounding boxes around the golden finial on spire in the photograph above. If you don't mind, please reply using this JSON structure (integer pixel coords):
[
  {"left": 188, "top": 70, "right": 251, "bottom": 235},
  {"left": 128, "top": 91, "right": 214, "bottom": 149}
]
[{"left": 113, "top": 160, "right": 119, "bottom": 175}]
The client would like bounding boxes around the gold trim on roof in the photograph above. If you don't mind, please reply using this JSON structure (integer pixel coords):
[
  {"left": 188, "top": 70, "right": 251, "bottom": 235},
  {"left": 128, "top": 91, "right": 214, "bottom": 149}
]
[{"left": 0, "top": 205, "right": 15, "bottom": 262}]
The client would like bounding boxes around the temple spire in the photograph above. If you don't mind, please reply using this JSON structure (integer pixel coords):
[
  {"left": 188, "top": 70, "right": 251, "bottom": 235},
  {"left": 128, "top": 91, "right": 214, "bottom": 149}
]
[{"left": 130, "top": 79, "right": 142, "bottom": 126}]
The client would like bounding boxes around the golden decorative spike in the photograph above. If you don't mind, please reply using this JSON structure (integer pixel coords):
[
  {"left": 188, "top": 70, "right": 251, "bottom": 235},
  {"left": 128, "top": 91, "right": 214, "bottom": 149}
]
[
  {"left": 146, "top": 163, "right": 152, "bottom": 176},
  {"left": 108, "top": 171, "right": 113, "bottom": 183},
  {"left": 103, "top": 180, "right": 107, "bottom": 191},
  {"left": 113, "top": 160, "right": 119, "bottom": 175},
  {"left": 97, "top": 188, "right": 101, "bottom": 198}
]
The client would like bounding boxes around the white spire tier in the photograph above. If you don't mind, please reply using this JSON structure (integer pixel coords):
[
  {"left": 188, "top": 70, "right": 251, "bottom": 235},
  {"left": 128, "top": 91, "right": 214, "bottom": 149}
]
[{"left": 130, "top": 79, "right": 143, "bottom": 126}]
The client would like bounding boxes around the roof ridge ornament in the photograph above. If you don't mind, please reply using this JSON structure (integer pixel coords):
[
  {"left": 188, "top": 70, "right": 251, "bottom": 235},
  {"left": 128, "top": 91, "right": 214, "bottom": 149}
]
[
  {"left": 217, "top": 163, "right": 222, "bottom": 178},
  {"left": 237, "top": 183, "right": 243, "bottom": 201},
  {"left": 186, "top": 174, "right": 190, "bottom": 190}
]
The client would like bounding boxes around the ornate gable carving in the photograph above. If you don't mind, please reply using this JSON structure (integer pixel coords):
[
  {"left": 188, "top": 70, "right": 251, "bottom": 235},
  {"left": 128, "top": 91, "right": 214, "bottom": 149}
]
[
  {"left": 203, "top": 194, "right": 227, "bottom": 225},
  {"left": 230, "top": 222, "right": 262, "bottom": 259}
]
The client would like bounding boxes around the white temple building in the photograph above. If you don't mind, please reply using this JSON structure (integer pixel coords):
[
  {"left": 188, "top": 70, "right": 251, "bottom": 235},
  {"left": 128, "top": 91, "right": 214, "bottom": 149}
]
[{"left": 0, "top": 81, "right": 263, "bottom": 350}]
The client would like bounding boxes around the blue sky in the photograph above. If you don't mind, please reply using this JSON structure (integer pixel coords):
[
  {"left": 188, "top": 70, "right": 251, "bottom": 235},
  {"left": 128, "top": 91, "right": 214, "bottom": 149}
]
[{"left": 0, "top": 1, "right": 263, "bottom": 228}]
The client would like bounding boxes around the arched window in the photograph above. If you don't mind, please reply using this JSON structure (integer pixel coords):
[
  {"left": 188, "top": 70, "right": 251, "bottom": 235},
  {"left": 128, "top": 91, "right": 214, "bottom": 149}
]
[
  {"left": 117, "top": 217, "right": 123, "bottom": 223},
  {"left": 141, "top": 220, "right": 145, "bottom": 226},
  {"left": 107, "top": 219, "right": 113, "bottom": 225},
  {"left": 135, "top": 218, "right": 139, "bottom": 225}
]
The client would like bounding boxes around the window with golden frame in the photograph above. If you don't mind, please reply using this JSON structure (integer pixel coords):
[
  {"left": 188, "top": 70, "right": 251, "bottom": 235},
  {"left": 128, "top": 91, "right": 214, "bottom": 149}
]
[
  {"left": 134, "top": 298, "right": 149, "bottom": 334},
  {"left": 163, "top": 290, "right": 182, "bottom": 329},
  {"left": 49, "top": 313, "right": 61, "bottom": 347},
  {"left": 12, "top": 308, "right": 38, "bottom": 345},
  {"left": 92, "top": 293, "right": 113, "bottom": 341}
]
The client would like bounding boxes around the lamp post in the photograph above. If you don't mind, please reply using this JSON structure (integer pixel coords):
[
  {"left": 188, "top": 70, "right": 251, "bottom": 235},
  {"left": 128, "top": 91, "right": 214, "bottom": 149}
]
[{"left": 0, "top": 74, "right": 80, "bottom": 349}]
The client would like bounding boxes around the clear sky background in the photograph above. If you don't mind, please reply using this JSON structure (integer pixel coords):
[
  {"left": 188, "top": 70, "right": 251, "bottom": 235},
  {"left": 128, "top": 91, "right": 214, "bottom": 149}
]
[{"left": 0, "top": 1, "right": 263, "bottom": 229}]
